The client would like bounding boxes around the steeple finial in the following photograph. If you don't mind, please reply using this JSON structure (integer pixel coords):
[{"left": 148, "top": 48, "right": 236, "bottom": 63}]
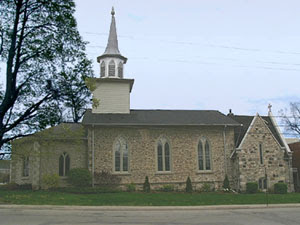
[
  {"left": 111, "top": 7, "right": 115, "bottom": 16},
  {"left": 97, "top": 7, "right": 127, "bottom": 65},
  {"left": 103, "top": 7, "right": 120, "bottom": 55},
  {"left": 268, "top": 103, "right": 272, "bottom": 113}
]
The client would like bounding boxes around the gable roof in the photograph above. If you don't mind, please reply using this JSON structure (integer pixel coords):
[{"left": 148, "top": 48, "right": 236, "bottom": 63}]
[
  {"left": 12, "top": 123, "right": 87, "bottom": 143},
  {"left": 82, "top": 109, "right": 241, "bottom": 126},
  {"left": 229, "top": 115, "right": 284, "bottom": 148}
]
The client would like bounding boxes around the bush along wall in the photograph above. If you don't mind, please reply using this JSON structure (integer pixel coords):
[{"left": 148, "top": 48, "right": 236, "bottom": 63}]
[
  {"left": 274, "top": 182, "right": 288, "bottom": 194},
  {"left": 67, "top": 168, "right": 92, "bottom": 187},
  {"left": 246, "top": 182, "right": 258, "bottom": 194}
]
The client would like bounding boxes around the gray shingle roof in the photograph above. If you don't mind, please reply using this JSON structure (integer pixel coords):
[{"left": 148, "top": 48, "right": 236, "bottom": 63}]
[
  {"left": 82, "top": 109, "right": 241, "bottom": 126},
  {"left": 229, "top": 115, "right": 284, "bottom": 148}
]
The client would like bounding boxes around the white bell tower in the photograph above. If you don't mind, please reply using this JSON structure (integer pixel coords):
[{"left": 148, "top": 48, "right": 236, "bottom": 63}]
[{"left": 91, "top": 7, "right": 134, "bottom": 114}]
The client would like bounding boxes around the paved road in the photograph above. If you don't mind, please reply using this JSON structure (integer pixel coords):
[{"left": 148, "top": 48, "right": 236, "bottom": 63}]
[{"left": 0, "top": 205, "right": 300, "bottom": 225}]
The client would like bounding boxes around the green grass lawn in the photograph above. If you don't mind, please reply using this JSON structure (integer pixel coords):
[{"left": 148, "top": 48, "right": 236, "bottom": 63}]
[{"left": 1, "top": 190, "right": 300, "bottom": 206}]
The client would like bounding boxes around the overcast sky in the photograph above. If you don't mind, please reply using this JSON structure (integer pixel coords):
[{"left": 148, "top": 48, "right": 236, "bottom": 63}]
[{"left": 74, "top": 0, "right": 300, "bottom": 117}]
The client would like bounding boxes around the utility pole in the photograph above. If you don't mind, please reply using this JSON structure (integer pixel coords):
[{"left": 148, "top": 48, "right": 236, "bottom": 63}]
[{"left": 265, "top": 167, "right": 268, "bottom": 207}]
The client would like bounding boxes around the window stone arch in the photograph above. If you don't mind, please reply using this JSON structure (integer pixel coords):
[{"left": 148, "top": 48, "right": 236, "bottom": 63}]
[
  {"left": 113, "top": 137, "right": 129, "bottom": 172},
  {"left": 157, "top": 138, "right": 171, "bottom": 172},
  {"left": 197, "top": 137, "right": 212, "bottom": 171},
  {"left": 59, "top": 152, "right": 70, "bottom": 176}
]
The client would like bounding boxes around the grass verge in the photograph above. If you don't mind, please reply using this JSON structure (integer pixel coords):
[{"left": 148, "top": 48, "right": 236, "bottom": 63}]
[{"left": 1, "top": 190, "right": 300, "bottom": 206}]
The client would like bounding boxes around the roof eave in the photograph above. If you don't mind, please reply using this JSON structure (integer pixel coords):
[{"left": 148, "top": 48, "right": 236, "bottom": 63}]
[
  {"left": 82, "top": 123, "right": 241, "bottom": 126},
  {"left": 97, "top": 54, "right": 127, "bottom": 63}
]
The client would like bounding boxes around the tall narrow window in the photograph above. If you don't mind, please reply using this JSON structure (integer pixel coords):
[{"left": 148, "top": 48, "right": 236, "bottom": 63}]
[
  {"left": 22, "top": 156, "right": 29, "bottom": 177},
  {"left": 259, "top": 143, "right": 263, "bottom": 164},
  {"left": 118, "top": 62, "right": 123, "bottom": 78},
  {"left": 157, "top": 139, "right": 171, "bottom": 172},
  {"left": 100, "top": 61, "right": 105, "bottom": 77},
  {"left": 198, "top": 140, "right": 203, "bottom": 170},
  {"left": 108, "top": 60, "right": 115, "bottom": 77},
  {"left": 59, "top": 152, "right": 70, "bottom": 176},
  {"left": 114, "top": 138, "right": 129, "bottom": 172},
  {"left": 198, "top": 138, "right": 212, "bottom": 171},
  {"left": 157, "top": 142, "right": 163, "bottom": 171}
]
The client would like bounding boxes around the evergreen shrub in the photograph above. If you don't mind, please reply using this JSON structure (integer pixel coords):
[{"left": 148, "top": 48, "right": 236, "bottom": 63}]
[
  {"left": 67, "top": 168, "right": 91, "bottom": 187},
  {"left": 185, "top": 176, "right": 193, "bottom": 193},
  {"left": 143, "top": 176, "right": 150, "bottom": 192},
  {"left": 274, "top": 182, "right": 287, "bottom": 194},
  {"left": 246, "top": 182, "right": 258, "bottom": 194}
]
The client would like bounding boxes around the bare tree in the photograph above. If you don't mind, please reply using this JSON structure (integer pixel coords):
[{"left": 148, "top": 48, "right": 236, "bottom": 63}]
[{"left": 280, "top": 102, "right": 300, "bottom": 135}]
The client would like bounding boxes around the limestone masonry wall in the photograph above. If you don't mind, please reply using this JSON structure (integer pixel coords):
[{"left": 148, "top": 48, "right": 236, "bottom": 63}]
[
  {"left": 88, "top": 125, "right": 235, "bottom": 191},
  {"left": 237, "top": 116, "right": 291, "bottom": 191}
]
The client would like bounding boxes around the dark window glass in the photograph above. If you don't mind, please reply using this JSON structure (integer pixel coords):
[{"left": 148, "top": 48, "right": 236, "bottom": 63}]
[
  {"left": 65, "top": 155, "right": 70, "bottom": 175},
  {"left": 123, "top": 144, "right": 128, "bottom": 171},
  {"left": 115, "top": 142, "right": 121, "bottom": 172},
  {"left": 259, "top": 143, "right": 263, "bottom": 164},
  {"left": 264, "top": 178, "right": 267, "bottom": 189},
  {"left": 165, "top": 143, "right": 170, "bottom": 171},
  {"left": 157, "top": 143, "right": 163, "bottom": 171},
  {"left": 259, "top": 178, "right": 267, "bottom": 189},
  {"left": 198, "top": 141, "right": 203, "bottom": 170},
  {"left": 23, "top": 156, "right": 29, "bottom": 177},
  {"left": 59, "top": 155, "right": 64, "bottom": 176},
  {"left": 205, "top": 140, "right": 211, "bottom": 170}
]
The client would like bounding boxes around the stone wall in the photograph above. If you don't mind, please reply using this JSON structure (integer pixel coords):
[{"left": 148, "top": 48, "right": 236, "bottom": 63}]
[
  {"left": 11, "top": 124, "right": 88, "bottom": 189},
  {"left": 88, "top": 125, "right": 235, "bottom": 191},
  {"left": 237, "top": 116, "right": 292, "bottom": 191}
]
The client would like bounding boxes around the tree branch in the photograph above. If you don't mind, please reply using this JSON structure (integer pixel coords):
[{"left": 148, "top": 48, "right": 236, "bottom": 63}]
[{"left": 4, "top": 94, "right": 51, "bottom": 133}]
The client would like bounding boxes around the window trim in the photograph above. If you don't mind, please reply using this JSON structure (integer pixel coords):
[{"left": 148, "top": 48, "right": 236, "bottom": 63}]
[
  {"left": 156, "top": 137, "right": 172, "bottom": 173},
  {"left": 113, "top": 137, "right": 130, "bottom": 174},
  {"left": 59, "top": 152, "right": 70, "bottom": 177},
  {"left": 197, "top": 137, "right": 212, "bottom": 172}
]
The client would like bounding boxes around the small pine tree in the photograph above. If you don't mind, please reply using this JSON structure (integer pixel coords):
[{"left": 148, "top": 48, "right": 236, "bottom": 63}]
[
  {"left": 223, "top": 174, "right": 230, "bottom": 190},
  {"left": 185, "top": 176, "right": 193, "bottom": 193},
  {"left": 143, "top": 176, "right": 150, "bottom": 192}
]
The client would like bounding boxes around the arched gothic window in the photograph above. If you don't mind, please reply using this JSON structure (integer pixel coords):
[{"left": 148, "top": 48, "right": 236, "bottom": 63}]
[
  {"left": 114, "top": 138, "right": 129, "bottom": 172},
  {"left": 198, "top": 138, "right": 211, "bottom": 171},
  {"left": 118, "top": 62, "right": 123, "bottom": 78},
  {"left": 59, "top": 152, "right": 70, "bottom": 176},
  {"left": 108, "top": 60, "right": 115, "bottom": 77},
  {"left": 157, "top": 139, "right": 171, "bottom": 172},
  {"left": 100, "top": 61, "right": 106, "bottom": 77},
  {"left": 22, "top": 156, "right": 29, "bottom": 177}
]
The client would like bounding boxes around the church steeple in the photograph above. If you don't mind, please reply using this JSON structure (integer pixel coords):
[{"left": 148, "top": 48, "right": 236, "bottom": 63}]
[
  {"left": 90, "top": 7, "right": 134, "bottom": 114},
  {"left": 97, "top": 7, "right": 127, "bottom": 78},
  {"left": 103, "top": 7, "right": 120, "bottom": 55}
]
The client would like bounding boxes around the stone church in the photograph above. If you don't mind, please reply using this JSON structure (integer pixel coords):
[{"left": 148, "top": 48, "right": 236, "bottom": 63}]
[{"left": 10, "top": 8, "right": 294, "bottom": 192}]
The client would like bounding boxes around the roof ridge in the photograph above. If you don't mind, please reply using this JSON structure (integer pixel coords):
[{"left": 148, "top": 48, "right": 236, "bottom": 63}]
[{"left": 130, "top": 109, "right": 219, "bottom": 112}]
